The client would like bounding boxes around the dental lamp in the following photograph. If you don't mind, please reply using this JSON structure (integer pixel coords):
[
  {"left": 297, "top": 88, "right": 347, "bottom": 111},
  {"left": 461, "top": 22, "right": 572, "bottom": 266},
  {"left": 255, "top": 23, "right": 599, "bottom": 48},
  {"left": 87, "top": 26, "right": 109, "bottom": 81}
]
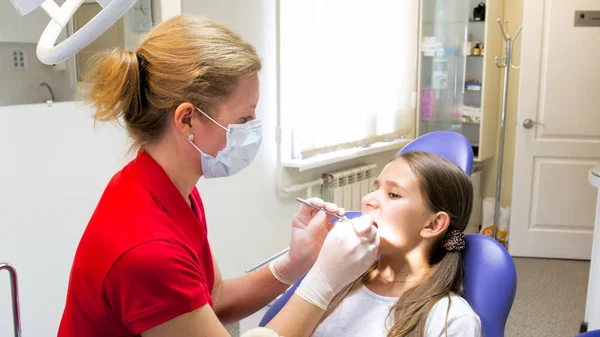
[{"left": 9, "top": 0, "right": 137, "bottom": 65}]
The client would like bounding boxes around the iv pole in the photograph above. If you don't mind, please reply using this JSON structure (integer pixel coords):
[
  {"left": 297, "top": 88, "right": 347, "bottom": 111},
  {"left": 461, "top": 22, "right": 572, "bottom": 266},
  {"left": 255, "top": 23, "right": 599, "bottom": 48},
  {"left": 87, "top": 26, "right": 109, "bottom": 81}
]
[{"left": 492, "top": 18, "right": 522, "bottom": 241}]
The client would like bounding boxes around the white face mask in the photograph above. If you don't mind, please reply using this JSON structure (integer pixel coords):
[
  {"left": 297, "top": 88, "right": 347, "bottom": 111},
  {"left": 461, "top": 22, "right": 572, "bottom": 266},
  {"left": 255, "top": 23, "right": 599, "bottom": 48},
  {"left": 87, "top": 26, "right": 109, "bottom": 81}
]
[{"left": 188, "top": 107, "right": 262, "bottom": 179}]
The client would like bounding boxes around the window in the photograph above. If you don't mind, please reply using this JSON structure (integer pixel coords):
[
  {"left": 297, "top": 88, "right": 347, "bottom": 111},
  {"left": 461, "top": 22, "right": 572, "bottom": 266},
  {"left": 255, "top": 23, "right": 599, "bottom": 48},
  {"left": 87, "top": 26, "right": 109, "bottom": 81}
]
[{"left": 279, "top": 0, "right": 419, "bottom": 165}]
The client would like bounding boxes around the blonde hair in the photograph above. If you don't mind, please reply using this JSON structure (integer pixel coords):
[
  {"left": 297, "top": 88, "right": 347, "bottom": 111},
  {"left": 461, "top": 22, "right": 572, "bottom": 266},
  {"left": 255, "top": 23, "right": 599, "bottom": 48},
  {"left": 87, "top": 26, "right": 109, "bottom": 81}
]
[
  {"left": 320, "top": 152, "right": 474, "bottom": 337},
  {"left": 79, "top": 15, "right": 262, "bottom": 149}
]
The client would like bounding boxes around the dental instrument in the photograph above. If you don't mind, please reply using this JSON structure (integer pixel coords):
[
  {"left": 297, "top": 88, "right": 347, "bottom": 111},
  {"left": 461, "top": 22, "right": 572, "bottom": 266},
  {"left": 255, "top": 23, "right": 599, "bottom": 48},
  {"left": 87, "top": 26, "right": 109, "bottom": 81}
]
[
  {"left": 296, "top": 198, "right": 378, "bottom": 228},
  {"left": 295, "top": 198, "right": 352, "bottom": 223}
]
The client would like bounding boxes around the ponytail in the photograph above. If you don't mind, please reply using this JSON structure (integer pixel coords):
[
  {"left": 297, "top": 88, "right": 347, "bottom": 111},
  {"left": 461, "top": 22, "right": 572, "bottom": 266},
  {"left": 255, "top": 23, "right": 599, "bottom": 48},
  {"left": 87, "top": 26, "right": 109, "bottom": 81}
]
[{"left": 80, "top": 48, "right": 141, "bottom": 124}]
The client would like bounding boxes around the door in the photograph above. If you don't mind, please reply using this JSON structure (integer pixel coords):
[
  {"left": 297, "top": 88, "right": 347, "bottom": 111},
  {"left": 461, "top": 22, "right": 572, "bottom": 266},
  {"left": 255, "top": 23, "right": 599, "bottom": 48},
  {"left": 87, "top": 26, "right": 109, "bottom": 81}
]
[{"left": 509, "top": 0, "right": 600, "bottom": 259}]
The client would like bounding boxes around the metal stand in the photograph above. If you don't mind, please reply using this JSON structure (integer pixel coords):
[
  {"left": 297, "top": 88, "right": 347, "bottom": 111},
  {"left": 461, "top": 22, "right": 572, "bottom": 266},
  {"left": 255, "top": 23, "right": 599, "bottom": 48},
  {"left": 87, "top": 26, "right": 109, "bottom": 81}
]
[
  {"left": 0, "top": 263, "right": 21, "bottom": 337},
  {"left": 492, "top": 19, "right": 522, "bottom": 240}
]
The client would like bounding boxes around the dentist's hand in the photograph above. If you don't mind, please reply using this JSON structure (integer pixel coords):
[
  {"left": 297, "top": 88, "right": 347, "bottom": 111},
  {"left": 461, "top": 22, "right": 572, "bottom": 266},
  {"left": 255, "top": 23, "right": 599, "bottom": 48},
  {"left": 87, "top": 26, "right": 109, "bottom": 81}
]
[
  {"left": 295, "top": 215, "right": 379, "bottom": 310},
  {"left": 269, "top": 198, "right": 344, "bottom": 285}
]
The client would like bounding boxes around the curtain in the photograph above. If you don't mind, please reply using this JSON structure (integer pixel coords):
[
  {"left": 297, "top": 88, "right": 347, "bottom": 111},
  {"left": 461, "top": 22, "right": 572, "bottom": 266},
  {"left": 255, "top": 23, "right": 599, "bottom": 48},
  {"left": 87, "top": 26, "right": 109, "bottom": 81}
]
[{"left": 280, "top": 0, "right": 419, "bottom": 160}]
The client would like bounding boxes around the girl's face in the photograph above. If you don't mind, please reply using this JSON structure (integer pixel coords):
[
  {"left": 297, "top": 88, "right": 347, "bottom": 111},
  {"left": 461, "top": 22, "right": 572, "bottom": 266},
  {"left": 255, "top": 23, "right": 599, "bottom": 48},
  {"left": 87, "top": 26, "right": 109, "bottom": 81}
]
[{"left": 361, "top": 159, "right": 440, "bottom": 256}]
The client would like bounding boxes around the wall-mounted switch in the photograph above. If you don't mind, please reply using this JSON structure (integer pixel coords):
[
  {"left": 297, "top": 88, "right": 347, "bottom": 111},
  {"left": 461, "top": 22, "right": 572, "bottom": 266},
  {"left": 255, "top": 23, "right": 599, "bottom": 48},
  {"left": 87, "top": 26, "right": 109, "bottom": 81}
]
[{"left": 574, "top": 11, "right": 600, "bottom": 27}]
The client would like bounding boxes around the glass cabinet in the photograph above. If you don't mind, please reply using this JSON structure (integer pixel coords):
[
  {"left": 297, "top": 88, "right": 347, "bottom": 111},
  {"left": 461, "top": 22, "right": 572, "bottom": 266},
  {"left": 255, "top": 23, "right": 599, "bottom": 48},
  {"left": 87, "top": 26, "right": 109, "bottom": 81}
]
[{"left": 416, "top": 0, "right": 503, "bottom": 161}]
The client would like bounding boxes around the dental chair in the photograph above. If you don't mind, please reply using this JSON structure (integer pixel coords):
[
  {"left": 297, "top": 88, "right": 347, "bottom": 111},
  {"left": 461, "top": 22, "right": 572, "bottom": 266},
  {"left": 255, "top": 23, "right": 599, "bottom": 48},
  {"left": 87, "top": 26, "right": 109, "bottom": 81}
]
[{"left": 260, "top": 131, "right": 518, "bottom": 337}]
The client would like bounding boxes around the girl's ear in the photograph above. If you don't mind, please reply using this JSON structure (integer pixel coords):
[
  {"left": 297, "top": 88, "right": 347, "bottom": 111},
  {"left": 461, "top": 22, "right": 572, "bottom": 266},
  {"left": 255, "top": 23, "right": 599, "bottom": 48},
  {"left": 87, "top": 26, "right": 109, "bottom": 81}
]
[{"left": 420, "top": 212, "right": 450, "bottom": 240}]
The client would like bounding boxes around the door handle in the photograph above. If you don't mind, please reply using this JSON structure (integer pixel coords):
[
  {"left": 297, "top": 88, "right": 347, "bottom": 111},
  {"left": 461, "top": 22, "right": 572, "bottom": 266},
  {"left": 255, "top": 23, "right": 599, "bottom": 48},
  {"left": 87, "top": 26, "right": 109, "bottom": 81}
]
[
  {"left": 522, "top": 118, "right": 545, "bottom": 129},
  {"left": 0, "top": 263, "right": 21, "bottom": 337}
]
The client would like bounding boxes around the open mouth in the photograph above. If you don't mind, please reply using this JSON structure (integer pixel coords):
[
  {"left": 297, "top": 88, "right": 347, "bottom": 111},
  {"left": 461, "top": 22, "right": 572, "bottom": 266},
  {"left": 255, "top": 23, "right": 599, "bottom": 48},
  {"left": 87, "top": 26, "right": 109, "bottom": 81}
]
[{"left": 359, "top": 211, "right": 379, "bottom": 229}]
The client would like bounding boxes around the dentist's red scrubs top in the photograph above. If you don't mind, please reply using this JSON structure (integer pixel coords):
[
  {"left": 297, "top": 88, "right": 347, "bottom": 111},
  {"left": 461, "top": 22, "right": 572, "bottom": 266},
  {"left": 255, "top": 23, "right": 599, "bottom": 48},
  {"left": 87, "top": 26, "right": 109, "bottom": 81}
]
[{"left": 57, "top": 150, "right": 215, "bottom": 337}]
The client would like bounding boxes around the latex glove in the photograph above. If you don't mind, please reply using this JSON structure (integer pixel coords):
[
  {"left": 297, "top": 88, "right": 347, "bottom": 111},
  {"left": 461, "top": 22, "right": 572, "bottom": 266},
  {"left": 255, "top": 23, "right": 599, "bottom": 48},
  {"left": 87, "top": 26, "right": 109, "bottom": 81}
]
[
  {"left": 240, "top": 327, "right": 281, "bottom": 337},
  {"left": 270, "top": 198, "right": 344, "bottom": 285},
  {"left": 294, "top": 214, "right": 379, "bottom": 310}
]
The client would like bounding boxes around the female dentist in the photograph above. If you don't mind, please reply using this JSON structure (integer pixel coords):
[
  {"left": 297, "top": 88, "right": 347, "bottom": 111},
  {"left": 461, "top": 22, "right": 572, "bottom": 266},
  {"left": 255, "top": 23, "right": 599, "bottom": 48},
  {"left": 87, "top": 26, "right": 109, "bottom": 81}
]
[{"left": 57, "top": 14, "right": 379, "bottom": 337}]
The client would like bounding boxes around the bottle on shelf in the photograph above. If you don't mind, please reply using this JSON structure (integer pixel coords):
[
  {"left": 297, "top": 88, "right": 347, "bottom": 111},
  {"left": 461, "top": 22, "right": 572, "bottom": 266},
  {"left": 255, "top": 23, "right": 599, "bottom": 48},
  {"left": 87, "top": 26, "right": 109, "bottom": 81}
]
[{"left": 473, "top": 42, "right": 481, "bottom": 56}]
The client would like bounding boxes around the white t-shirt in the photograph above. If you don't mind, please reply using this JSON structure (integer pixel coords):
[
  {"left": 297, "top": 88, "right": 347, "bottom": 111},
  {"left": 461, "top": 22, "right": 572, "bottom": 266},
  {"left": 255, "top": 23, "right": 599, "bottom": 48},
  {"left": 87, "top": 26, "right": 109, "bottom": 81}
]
[{"left": 311, "top": 285, "right": 481, "bottom": 337}]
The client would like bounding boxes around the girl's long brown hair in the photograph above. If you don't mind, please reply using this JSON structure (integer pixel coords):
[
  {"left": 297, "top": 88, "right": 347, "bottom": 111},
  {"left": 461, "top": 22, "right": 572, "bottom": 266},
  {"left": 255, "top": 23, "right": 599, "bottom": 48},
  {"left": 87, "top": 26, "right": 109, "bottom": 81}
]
[{"left": 320, "top": 151, "right": 473, "bottom": 337}]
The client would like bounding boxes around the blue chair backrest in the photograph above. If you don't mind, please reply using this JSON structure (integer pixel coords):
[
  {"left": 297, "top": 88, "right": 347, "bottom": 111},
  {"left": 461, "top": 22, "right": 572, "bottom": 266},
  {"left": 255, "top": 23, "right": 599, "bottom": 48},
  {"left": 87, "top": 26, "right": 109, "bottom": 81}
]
[
  {"left": 578, "top": 330, "right": 600, "bottom": 337},
  {"left": 397, "top": 130, "right": 474, "bottom": 175},
  {"left": 462, "top": 234, "right": 517, "bottom": 337},
  {"left": 260, "top": 132, "right": 517, "bottom": 337}
]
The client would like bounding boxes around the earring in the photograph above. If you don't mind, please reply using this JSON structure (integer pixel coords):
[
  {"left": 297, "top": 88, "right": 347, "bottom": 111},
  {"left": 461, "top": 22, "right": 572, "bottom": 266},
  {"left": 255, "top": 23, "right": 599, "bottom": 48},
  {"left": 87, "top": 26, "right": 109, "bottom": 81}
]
[{"left": 187, "top": 133, "right": 194, "bottom": 141}]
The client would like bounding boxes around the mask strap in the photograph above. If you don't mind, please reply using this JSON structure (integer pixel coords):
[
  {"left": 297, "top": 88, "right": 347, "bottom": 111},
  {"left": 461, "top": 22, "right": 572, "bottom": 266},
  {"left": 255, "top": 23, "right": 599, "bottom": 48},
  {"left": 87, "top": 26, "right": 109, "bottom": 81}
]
[{"left": 196, "top": 107, "right": 227, "bottom": 131}]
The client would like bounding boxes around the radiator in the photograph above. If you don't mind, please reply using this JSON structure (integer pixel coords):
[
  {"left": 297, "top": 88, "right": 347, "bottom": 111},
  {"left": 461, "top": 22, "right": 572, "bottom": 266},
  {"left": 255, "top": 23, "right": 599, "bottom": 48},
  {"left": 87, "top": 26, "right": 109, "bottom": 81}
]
[{"left": 321, "top": 164, "right": 377, "bottom": 211}]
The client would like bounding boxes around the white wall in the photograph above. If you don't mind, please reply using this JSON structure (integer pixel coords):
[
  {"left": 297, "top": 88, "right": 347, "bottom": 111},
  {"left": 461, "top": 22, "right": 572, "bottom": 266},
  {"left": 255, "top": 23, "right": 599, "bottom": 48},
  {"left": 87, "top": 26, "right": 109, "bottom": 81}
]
[
  {"left": 0, "top": 102, "right": 132, "bottom": 337},
  {"left": 0, "top": 2, "right": 49, "bottom": 44}
]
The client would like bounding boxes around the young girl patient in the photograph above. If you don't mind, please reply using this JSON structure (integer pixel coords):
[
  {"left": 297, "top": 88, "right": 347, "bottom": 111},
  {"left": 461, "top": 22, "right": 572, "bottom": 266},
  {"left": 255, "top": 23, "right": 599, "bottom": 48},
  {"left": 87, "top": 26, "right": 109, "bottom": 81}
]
[{"left": 312, "top": 151, "right": 481, "bottom": 337}]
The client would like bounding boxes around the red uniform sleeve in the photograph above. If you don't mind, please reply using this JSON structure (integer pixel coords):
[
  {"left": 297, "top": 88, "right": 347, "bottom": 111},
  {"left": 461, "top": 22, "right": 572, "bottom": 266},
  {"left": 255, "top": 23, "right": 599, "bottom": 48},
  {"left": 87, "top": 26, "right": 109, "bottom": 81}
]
[{"left": 103, "top": 240, "right": 211, "bottom": 334}]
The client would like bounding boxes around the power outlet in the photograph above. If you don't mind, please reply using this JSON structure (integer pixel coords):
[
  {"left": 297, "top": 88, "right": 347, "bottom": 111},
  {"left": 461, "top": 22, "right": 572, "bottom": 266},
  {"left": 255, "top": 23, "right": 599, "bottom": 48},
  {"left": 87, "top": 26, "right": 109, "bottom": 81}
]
[{"left": 12, "top": 49, "right": 26, "bottom": 71}]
